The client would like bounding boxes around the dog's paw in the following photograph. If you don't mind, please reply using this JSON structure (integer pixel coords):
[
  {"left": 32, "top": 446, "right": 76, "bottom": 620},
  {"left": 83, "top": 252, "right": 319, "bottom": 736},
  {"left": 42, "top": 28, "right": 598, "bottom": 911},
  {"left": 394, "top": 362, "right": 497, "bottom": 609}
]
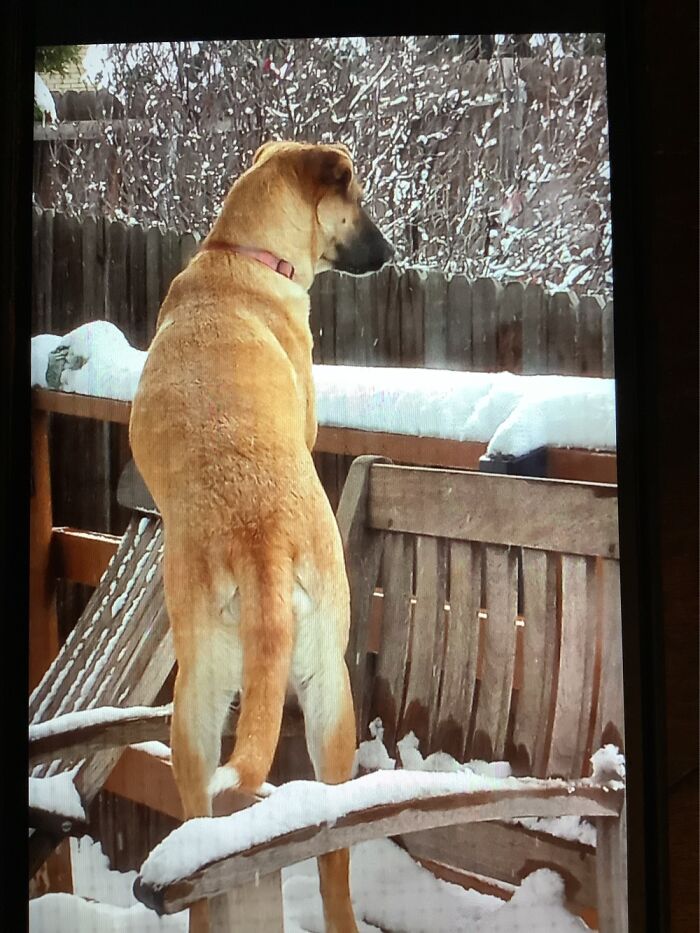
[
  {"left": 208, "top": 765, "right": 241, "bottom": 797},
  {"left": 256, "top": 781, "right": 277, "bottom": 798}
]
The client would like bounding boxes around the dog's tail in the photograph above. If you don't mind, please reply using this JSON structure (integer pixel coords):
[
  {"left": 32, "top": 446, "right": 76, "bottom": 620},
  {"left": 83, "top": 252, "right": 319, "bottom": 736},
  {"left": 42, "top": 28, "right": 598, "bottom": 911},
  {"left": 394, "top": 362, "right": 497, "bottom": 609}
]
[{"left": 209, "top": 543, "right": 295, "bottom": 798}]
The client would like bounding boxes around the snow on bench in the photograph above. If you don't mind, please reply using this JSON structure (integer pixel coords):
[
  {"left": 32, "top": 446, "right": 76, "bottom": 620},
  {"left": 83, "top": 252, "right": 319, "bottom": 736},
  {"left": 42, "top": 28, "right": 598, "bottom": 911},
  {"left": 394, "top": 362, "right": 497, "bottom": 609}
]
[
  {"left": 137, "top": 764, "right": 623, "bottom": 909},
  {"left": 31, "top": 321, "right": 616, "bottom": 458},
  {"left": 29, "top": 765, "right": 87, "bottom": 826},
  {"left": 29, "top": 704, "right": 173, "bottom": 766},
  {"left": 355, "top": 722, "right": 625, "bottom": 849}
]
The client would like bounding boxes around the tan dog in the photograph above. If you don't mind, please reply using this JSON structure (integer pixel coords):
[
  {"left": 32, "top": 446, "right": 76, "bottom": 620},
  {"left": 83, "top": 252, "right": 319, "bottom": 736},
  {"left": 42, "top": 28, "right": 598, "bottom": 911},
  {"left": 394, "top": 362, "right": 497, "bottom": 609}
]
[{"left": 129, "top": 141, "right": 392, "bottom": 931}]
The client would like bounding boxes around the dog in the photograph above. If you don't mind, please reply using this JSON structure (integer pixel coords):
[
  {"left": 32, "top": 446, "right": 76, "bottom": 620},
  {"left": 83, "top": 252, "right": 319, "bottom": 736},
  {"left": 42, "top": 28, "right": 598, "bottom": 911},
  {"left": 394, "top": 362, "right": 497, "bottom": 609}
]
[{"left": 129, "top": 140, "right": 393, "bottom": 931}]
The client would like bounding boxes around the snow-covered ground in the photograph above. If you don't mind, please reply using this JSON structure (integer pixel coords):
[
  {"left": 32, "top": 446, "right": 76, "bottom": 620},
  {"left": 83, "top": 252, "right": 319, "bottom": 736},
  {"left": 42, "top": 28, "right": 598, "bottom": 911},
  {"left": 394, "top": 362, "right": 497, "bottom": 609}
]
[
  {"left": 28, "top": 834, "right": 591, "bottom": 932},
  {"left": 31, "top": 321, "right": 616, "bottom": 458}
]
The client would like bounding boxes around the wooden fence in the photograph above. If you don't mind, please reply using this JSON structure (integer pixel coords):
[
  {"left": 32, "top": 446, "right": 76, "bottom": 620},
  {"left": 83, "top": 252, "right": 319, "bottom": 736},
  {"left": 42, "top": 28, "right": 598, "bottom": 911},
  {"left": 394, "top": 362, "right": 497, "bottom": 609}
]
[{"left": 31, "top": 208, "right": 615, "bottom": 633}]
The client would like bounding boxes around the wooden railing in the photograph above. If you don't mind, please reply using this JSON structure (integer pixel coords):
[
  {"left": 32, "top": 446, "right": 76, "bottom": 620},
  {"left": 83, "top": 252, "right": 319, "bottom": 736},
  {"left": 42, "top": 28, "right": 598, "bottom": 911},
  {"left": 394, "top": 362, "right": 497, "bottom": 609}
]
[{"left": 29, "top": 386, "right": 617, "bottom": 692}]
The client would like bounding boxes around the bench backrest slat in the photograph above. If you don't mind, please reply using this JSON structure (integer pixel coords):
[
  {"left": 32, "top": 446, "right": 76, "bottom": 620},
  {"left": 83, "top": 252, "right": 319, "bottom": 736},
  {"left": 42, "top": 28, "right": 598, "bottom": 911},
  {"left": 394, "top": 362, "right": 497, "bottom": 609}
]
[{"left": 367, "top": 464, "right": 619, "bottom": 559}]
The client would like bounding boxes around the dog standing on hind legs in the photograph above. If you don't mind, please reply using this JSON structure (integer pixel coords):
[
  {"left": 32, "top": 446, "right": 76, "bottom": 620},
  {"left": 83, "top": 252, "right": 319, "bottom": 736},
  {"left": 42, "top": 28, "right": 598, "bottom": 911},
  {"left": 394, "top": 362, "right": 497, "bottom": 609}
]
[{"left": 129, "top": 140, "right": 393, "bottom": 931}]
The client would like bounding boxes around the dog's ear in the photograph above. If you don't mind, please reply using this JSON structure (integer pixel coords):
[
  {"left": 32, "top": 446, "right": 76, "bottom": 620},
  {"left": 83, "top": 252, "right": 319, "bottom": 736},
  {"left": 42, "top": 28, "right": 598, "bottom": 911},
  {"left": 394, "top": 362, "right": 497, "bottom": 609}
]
[
  {"left": 302, "top": 145, "right": 354, "bottom": 193},
  {"left": 252, "top": 141, "right": 281, "bottom": 165}
]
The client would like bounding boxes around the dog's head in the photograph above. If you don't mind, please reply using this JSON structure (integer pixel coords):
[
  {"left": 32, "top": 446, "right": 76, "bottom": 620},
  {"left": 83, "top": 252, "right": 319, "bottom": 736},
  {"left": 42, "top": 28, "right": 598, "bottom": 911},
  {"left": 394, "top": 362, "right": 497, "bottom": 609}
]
[{"left": 252, "top": 141, "right": 394, "bottom": 276}]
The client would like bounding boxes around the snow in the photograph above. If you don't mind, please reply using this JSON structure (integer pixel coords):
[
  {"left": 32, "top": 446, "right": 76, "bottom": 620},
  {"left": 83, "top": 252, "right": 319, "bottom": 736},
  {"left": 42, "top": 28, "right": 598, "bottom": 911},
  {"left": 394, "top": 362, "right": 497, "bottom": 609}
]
[
  {"left": 28, "top": 833, "right": 590, "bottom": 933},
  {"left": 591, "top": 744, "right": 626, "bottom": 783},
  {"left": 357, "top": 726, "right": 609, "bottom": 848},
  {"left": 513, "top": 814, "right": 596, "bottom": 847},
  {"left": 29, "top": 704, "right": 172, "bottom": 741},
  {"left": 353, "top": 718, "right": 396, "bottom": 774},
  {"left": 139, "top": 765, "right": 597, "bottom": 890},
  {"left": 34, "top": 74, "right": 58, "bottom": 122},
  {"left": 29, "top": 766, "right": 85, "bottom": 821},
  {"left": 31, "top": 321, "right": 617, "bottom": 457}
]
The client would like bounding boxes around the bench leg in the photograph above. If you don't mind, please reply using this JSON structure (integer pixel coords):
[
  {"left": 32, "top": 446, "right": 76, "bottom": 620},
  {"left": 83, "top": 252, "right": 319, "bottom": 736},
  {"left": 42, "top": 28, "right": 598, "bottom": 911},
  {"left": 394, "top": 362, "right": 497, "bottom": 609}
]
[
  {"left": 189, "top": 870, "right": 285, "bottom": 933},
  {"left": 596, "top": 801, "right": 628, "bottom": 932}
]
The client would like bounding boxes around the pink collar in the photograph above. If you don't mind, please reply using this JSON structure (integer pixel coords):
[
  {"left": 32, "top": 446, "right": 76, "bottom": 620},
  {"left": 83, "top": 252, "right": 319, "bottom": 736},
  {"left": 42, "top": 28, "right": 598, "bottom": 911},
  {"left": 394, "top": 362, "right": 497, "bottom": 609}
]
[{"left": 202, "top": 240, "right": 295, "bottom": 280}]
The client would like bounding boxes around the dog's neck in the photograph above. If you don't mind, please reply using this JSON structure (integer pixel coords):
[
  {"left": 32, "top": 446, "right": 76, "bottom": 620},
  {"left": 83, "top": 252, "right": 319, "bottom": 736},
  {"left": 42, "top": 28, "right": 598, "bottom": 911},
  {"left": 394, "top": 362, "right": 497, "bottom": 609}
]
[{"left": 201, "top": 240, "right": 296, "bottom": 281}]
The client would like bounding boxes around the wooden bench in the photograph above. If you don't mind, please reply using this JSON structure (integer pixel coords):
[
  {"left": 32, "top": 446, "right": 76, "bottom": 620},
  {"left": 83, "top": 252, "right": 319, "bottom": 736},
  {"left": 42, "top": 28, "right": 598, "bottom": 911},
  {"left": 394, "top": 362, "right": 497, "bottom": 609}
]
[
  {"left": 28, "top": 390, "right": 625, "bottom": 929},
  {"left": 337, "top": 455, "right": 626, "bottom": 929}
]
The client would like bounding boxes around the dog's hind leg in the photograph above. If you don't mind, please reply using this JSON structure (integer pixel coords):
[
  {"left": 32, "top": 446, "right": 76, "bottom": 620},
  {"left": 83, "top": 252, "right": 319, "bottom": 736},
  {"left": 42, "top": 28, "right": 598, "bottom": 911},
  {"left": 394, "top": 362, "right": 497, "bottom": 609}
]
[
  {"left": 296, "top": 655, "right": 359, "bottom": 933},
  {"left": 164, "top": 549, "right": 241, "bottom": 819}
]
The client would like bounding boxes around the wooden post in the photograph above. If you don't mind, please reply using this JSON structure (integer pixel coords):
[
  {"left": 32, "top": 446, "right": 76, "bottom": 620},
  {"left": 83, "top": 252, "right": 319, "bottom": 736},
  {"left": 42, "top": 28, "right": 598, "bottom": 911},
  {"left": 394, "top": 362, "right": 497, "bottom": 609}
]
[
  {"left": 29, "top": 408, "right": 59, "bottom": 692},
  {"left": 595, "top": 802, "right": 628, "bottom": 933}
]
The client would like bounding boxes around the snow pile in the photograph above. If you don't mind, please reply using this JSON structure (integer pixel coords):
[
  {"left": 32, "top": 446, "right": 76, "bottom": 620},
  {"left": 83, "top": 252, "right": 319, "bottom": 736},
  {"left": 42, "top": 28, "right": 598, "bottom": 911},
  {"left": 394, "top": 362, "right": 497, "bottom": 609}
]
[
  {"left": 591, "top": 744, "right": 626, "bottom": 785},
  {"left": 29, "top": 766, "right": 85, "bottom": 821},
  {"left": 32, "top": 321, "right": 146, "bottom": 401},
  {"left": 396, "top": 730, "right": 512, "bottom": 778},
  {"left": 472, "top": 868, "right": 588, "bottom": 932},
  {"left": 315, "top": 364, "right": 616, "bottom": 456},
  {"left": 513, "top": 814, "right": 597, "bottom": 847},
  {"left": 29, "top": 833, "right": 589, "bottom": 933},
  {"left": 31, "top": 321, "right": 616, "bottom": 457},
  {"left": 353, "top": 718, "right": 396, "bottom": 774}
]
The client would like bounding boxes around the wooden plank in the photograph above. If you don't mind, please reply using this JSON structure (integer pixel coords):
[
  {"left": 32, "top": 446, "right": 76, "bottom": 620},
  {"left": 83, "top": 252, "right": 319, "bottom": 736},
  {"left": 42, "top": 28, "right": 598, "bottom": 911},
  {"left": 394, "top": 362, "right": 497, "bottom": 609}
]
[
  {"left": 547, "top": 448, "right": 617, "bottom": 484},
  {"left": 30, "top": 409, "right": 59, "bottom": 692},
  {"left": 105, "top": 219, "right": 128, "bottom": 324},
  {"left": 308, "top": 275, "right": 323, "bottom": 364},
  {"left": 471, "top": 277, "right": 501, "bottom": 371},
  {"left": 32, "top": 388, "right": 131, "bottom": 424},
  {"left": 127, "top": 223, "right": 148, "bottom": 349},
  {"left": 596, "top": 802, "right": 628, "bottom": 933},
  {"left": 521, "top": 283, "right": 548, "bottom": 374},
  {"left": 371, "top": 265, "right": 392, "bottom": 365},
  {"left": 601, "top": 299, "right": 615, "bottom": 377},
  {"left": 354, "top": 273, "right": 377, "bottom": 365},
  {"left": 593, "top": 559, "right": 625, "bottom": 752},
  {"left": 334, "top": 273, "right": 357, "bottom": 364},
  {"left": 399, "top": 268, "right": 424, "bottom": 366},
  {"left": 401, "top": 536, "right": 446, "bottom": 751},
  {"left": 145, "top": 224, "right": 162, "bottom": 332},
  {"left": 105, "top": 747, "right": 184, "bottom": 821},
  {"left": 208, "top": 872, "right": 284, "bottom": 933},
  {"left": 497, "top": 282, "right": 524, "bottom": 373},
  {"left": 578, "top": 295, "right": 604, "bottom": 377},
  {"left": 144, "top": 782, "right": 623, "bottom": 914},
  {"left": 29, "top": 706, "right": 172, "bottom": 767},
  {"left": 317, "top": 271, "right": 336, "bottom": 364},
  {"left": 371, "top": 533, "right": 413, "bottom": 752},
  {"left": 52, "top": 527, "right": 120, "bottom": 586},
  {"left": 435, "top": 541, "right": 481, "bottom": 760},
  {"left": 316, "top": 426, "right": 486, "bottom": 470},
  {"left": 510, "top": 549, "right": 559, "bottom": 777},
  {"left": 471, "top": 545, "right": 518, "bottom": 760},
  {"left": 368, "top": 465, "right": 620, "bottom": 559},
  {"left": 33, "top": 208, "right": 53, "bottom": 333},
  {"left": 445, "top": 275, "right": 472, "bottom": 370},
  {"left": 179, "top": 232, "right": 198, "bottom": 273},
  {"left": 423, "top": 269, "right": 448, "bottom": 368},
  {"left": 548, "top": 556, "right": 598, "bottom": 778},
  {"left": 80, "top": 216, "right": 99, "bottom": 321},
  {"left": 384, "top": 265, "right": 402, "bottom": 364},
  {"left": 548, "top": 290, "right": 580, "bottom": 375},
  {"left": 399, "top": 820, "right": 597, "bottom": 911},
  {"left": 336, "top": 456, "right": 388, "bottom": 739}
]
